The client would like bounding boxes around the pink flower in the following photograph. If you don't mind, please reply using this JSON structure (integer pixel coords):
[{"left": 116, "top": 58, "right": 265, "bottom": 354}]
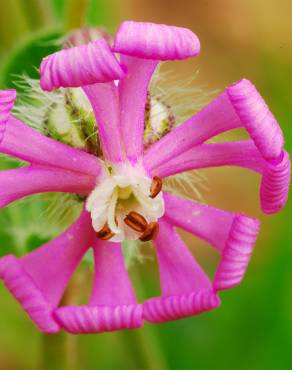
[{"left": 0, "top": 21, "right": 290, "bottom": 334}]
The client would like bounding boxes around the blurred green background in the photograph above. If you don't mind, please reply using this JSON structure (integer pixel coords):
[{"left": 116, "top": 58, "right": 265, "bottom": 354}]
[{"left": 0, "top": 1, "right": 291, "bottom": 370}]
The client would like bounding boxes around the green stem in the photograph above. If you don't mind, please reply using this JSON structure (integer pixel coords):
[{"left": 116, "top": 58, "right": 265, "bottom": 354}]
[
  {"left": 64, "top": 0, "right": 90, "bottom": 30},
  {"left": 41, "top": 333, "right": 67, "bottom": 370}
]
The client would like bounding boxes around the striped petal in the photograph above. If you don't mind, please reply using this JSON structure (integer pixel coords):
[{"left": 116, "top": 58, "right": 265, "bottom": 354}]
[
  {"left": 143, "top": 218, "right": 219, "bottom": 324},
  {"left": 54, "top": 239, "right": 143, "bottom": 334},
  {"left": 0, "top": 165, "right": 96, "bottom": 208},
  {"left": 113, "top": 21, "right": 200, "bottom": 60},
  {"left": 0, "top": 90, "right": 16, "bottom": 143},
  {"left": 260, "top": 150, "right": 290, "bottom": 214},
  {"left": 40, "top": 38, "right": 125, "bottom": 91},
  {"left": 163, "top": 192, "right": 260, "bottom": 291},
  {"left": 0, "top": 210, "right": 94, "bottom": 333}
]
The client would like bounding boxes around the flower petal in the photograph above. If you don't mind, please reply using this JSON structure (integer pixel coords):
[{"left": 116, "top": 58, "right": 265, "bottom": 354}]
[
  {"left": 0, "top": 117, "right": 101, "bottom": 176},
  {"left": 83, "top": 83, "right": 125, "bottom": 163},
  {"left": 144, "top": 79, "right": 284, "bottom": 171},
  {"left": 0, "top": 90, "right": 16, "bottom": 144},
  {"left": 118, "top": 56, "right": 158, "bottom": 162},
  {"left": 260, "top": 150, "right": 290, "bottom": 214},
  {"left": 149, "top": 140, "right": 265, "bottom": 178},
  {"left": 54, "top": 240, "right": 143, "bottom": 334},
  {"left": 149, "top": 141, "right": 290, "bottom": 214},
  {"left": 0, "top": 210, "right": 94, "bottom": 333},
  {"left": 143, "top": 218, "right": 219, "bottom": 324},
  {"left": 0, "top": 165, "right": 96, "bottom": 208},
  {"left": 40, "top": 38, "right": 125, "bottom": 91},
  {"left": 163, "top": 193, "right": 260, "bottom": 291},
  {"left": 113, "top": 21, "right": 200, "bottom": 60},
  {"left": 227, "top": 79, "right": 283, "bottom": 160}
]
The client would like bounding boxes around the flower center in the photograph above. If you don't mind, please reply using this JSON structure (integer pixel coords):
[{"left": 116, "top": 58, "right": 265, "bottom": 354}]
[{"left": 86, "top": 162, "right": 164, "bottom": 242}]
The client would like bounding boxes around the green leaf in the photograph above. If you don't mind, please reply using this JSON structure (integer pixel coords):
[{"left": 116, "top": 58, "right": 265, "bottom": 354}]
[{"left": 0, "top": 28, "right": 62, "bottom": 90}]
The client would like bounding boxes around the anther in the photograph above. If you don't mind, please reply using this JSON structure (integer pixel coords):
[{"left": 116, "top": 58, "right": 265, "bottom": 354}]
[
  {"left": 96, "top": 223, "right": 115, "bottom": 240},
  {"left": 139, "top": 222, "right": 159, "bottom": 242},
  {"left": 124, "top": 211, "right": 148, "bottom": 232},
  {"left": 150, "top": 176, "right": 162, "bottom": 198}
]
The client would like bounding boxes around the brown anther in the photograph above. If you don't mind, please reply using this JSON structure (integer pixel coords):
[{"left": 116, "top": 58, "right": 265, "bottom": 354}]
[
  {"left": 96, "top": 223, "right": 115, "bottom": 240},
  {"left": 150, "top": 176, "right": 162, "bottom": 198},
  {"left": 139, "top": 222, "right": 159, "bottom": 242},
  {"left": 124, "top": 211, "right": 148, "bottom": 232}
]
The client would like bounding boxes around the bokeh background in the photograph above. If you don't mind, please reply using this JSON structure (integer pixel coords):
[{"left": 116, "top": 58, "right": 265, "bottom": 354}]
[{"left": 0, "top": 1, "right": 291, "bottom": 369}]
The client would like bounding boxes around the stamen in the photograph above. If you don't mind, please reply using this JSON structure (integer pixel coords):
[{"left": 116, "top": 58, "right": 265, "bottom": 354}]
[
  {"left": 96, "top": 223, "right": 115, "bottom": 240},
  {"left": 150, "top": 176, "right": 163, "bottom": 198},
  {"left": 139, "top": 222, "right": 159, "bottom": 242},
  {"left": 124, "top": 211, "right": 148, "bottom": 232}
]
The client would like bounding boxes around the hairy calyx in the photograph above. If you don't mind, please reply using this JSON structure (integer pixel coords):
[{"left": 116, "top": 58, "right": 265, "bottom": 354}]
[{"left": 86, "top": 162, "right": 164, "bottom": 242}]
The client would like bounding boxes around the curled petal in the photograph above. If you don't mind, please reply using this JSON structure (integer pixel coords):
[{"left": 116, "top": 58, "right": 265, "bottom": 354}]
[
  {"left": 149, "top": 141, "right": 290, "bottom": 214},
  {"left": 0, "top": 211, "right": 94, "bottom": 333},
  {"left": 40, "top": 38, "right": 125, "bottom": 91},
  {"left": 114, "top": 21, "right": 200, "bottom": 60},
  {"left": 143, "top": 218, "right": 219, "bottom": 324},
  {"left": 55, "top": 305, "right": 143, "bottom": 335},
  {"left": 164, "top": 193, "right": 260, "bottom": 291},
  {"left": 0, "top": 165, "right": 96, "bottom": 208},
  {"left": 0, "top": 90, "right": 16, "bottom": 143},
  {"left": 0, "top": 117, "right": 101, "bottom": 176},
  {"left": 144, "top": 291, "right": 219, "bottom": 324},
  {"left": 145, "top": 79, "right": 284, "bottom": 171},
  {"left": 213, "top": 215, "right": 260, "bottom": 291},
  {"left": 54, "top": 239, "right": 143, "bottom": 334},
  {"left": 260, "top": 150, "right": 291, "bottom": 214},
  {"left": 227, "top": 79, "right": 283, "bottom": 160}
]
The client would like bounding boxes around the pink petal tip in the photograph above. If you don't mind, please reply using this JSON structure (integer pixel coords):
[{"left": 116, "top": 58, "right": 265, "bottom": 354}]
[
  {"left": 114, "top": 21, "right": 200, "bottom": 60},
  {"left": 227, "top": 79, "right": 284, "bottom": 160},
  {"left": 260, "top": 150, "right": 291, "bottom": 214},
  {"left": 54, "top": 304, "right": 143, "bottom": 334},
  {"left": 143, "top": 290, "right": 220, "bottom": 324},
  {"left": 40, "top": 39, "right": 125, "bottom": 91},
  {"left": 213, "top": 215, "right": 260, "bottom": 292},
  {"left": 0, "top": 255, "right": 60, "bottom": 333}
]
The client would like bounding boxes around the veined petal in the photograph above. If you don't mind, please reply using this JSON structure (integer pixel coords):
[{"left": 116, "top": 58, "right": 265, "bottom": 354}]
[
  {"left": 163, "top": 193, "right": 260, "bottom": 291},
  {"left": 113, "top": 21, "right": 200, "bottom": 60},
  {"left": 54, "top": 239, "right": 143, "bottom": 334},
  {"left": 83, "top": 83, "right": 125, "bottom": 163},
  {"left": 0, "top": 210, "right": 94, "bottom": 333},
  {"left": 40, "top": 38, "right": 125, "bottom": 91},
  {"left": 118, "top": 56, "right": 158, "bottom": 162},
  {"left": 144, "top": 79, "right": 284, "bottom": 171},
  {"left": 0, "top": 117, "right": 101, "bottom": 176},
  {"left": 260, "top": 150, "right": 290, "bottom": 214},
  {"left": 143, "top": 218, "right": 219, "bottom": 324},
  {"left": 227, "top": 79, "right": 283, "bottom": 160},
  {"left": 0, "top": 165, "right": 96, "bottom": 208},
  {"left": 0, "top": 90, "right": 16, "bottom": 144},
  {"left": 149, "top": 140, "right": 265, "bottom": 178}
]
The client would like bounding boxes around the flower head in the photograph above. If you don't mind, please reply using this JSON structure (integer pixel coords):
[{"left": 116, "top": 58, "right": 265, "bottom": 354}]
[{"left": 0, "top": 21, "right": 290, "bottom": 334}]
